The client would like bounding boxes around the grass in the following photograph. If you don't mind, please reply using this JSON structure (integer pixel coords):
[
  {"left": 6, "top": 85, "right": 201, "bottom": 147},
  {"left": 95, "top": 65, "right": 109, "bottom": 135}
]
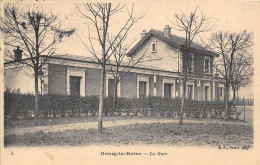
[
  {"left": 4, "top": 115, "right": 250, "bottom": 129},
  {"left": 4, "top": 121, "right": 253, "bottom": 148},
  {"left": 4, "top": 115, "right": 100, "bottom": 129}
]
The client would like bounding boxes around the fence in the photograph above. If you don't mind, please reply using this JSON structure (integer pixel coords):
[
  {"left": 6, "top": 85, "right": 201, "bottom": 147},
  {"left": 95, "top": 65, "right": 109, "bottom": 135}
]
[{"left": 233, "top": 98, "right": 254, "bottom": 106}]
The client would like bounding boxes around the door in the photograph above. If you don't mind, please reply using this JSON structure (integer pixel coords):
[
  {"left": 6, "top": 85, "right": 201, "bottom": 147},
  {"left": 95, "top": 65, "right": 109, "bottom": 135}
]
[
  {"left": 187, "top": 85, "right": 193, "bottom": 100},
  {"left": 164, "top": 83, "right": 172, "bottom": 98},
  {"left": 70, "top": 76, "right": 81, "bottom": 96},
  {"left": 205, "top": 86, "right": 209, "bottom": 101},
  {"left": 108, "top": 79, "right": 116, "bottom": 98},
  {"left": 219, "top": 87, "right": 223, "bottom": 101},
  {"left": 139, "top": 81, "right": 147, "bottom": 98}
]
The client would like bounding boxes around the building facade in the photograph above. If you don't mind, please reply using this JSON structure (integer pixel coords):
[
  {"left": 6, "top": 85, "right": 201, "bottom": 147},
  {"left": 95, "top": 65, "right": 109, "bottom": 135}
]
[{"left": 4, "top": 26, "right": 225, "bottom": 101}]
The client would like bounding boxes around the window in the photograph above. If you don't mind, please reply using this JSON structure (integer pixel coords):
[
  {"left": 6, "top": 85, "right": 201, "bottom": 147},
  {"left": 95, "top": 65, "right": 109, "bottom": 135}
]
[
  {"left": 188, "top": 54, "right": 194, "bottom": 73},
  {"left": 203, "top": 83, "right": 211, "bottom": 101},
  {"left": 219, "top": 87, "right": 223, "bottom": 97},
  {"left": 197, "top": 79, "right": 201, "bottom": 86},
  {"left": 163, "top": 78, "right": 175, "bottom": 98},
  {"left": 177, "top": 50, "right": 182, "bottom": 72},
  {"left": 186, "top": 82, "right": 194, "bottom": 100},
  {"left": 67, "top": 68, "right": 85, "bottom": 96},
  {"left": 187, "top": 85, "right": 193, "bottom": 100},
  {"left": 204, "top": 57, "right": 210, "bottom": 74},
  {"left": 218, "top": 86, "right": 224, "bottom": 101},
  {"left": 151, "top": 40, "right": 157, "bottom": 52},
  {"left": 70, "top": 76, "right": 81, "bottom": 96},
  {"left": 139, "top": 81, "right": 147, "bottom": 98},
  {"left": 137, "top": 75, "right": 149, "bottom": 98},
  {"left": 164, "top": 83, "right": 172, "bottom": 98},
  {"left": 204, "top": 59, "right": 209, "bottom": 73},
  {"left": 218, "top": 87, "right": 224, "bottom": 101},
  {"left": 205, "top": 86, "right": 209, "bottom": 101},
  {"left": 106, "top": 74, "right": 121, "bottom": 98}
]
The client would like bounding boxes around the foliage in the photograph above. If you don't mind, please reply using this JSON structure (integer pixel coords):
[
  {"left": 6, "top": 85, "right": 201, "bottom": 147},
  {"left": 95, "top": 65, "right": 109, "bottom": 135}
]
[
  {"left": 4, "top": 90, "right": 34, "bottom": 119},
  {"left": 4, "top": 92, "right": 231, "bottom": 119}
]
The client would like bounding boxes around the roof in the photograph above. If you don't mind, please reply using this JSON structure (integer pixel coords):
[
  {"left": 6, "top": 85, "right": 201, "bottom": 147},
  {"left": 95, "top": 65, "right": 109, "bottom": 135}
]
[
  {"left": 4, "top": 54, "right": 180, "bottom": 74},
  {"left": 127, "top": 29, "right": 218, "bottom": 57},
  {"left": 49, "top": 54, "right": 179, "bottom": 73},
  {"left": 5, "top": 54, "right": 218, "bottom": 79}
]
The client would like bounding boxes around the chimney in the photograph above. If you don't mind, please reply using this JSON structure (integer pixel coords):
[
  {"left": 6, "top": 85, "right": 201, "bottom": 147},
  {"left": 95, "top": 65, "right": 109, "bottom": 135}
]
[
  {"left": 13, "top": 46, "right": 23, "bottom": 62},
  {"left": 141, "top": 30, "right": 147, "bottom": 39},
  {"left": 164, "top": 25, "right": 171, "bottom": 38}
]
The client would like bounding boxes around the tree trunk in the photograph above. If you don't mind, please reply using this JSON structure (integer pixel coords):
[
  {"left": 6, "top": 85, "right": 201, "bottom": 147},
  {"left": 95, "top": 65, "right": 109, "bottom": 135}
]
[
  {"left": 98, "top": 64, "right": 106, "bottom": 133},
  {"left": 34, "top": 70, "right": 39, "bottom": 119},
  {"left": 233, "top": 89, "right": 236, "bottom": 100},
  {"left": 225, "top": 86, "right": 229, "bottom": 120},
  {"left": 232, "top": 88, "right": 236, "bottom": 106},
  {"left": 112, "top": 80, "right": 118, "bottom": 115},
  {"left": 179, "top": 74, "right": 187, "bottom": 125}
]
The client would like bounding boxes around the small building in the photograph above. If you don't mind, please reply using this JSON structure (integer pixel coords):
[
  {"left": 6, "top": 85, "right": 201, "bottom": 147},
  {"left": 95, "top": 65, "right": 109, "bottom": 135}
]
[{"left": 4, "top": 26, "right": 225, "bottom": 101}]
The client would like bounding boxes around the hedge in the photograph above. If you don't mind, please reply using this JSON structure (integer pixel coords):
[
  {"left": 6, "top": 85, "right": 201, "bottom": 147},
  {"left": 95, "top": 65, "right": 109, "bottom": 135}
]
[{"left": 4, "top": 91, "right": 231, "bottom": 119}]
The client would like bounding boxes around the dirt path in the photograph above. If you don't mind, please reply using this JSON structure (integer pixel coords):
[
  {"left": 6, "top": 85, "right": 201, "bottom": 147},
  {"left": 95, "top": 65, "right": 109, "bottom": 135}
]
[{"left": 4, "top": 118, "right": 250, "bottom": 136}]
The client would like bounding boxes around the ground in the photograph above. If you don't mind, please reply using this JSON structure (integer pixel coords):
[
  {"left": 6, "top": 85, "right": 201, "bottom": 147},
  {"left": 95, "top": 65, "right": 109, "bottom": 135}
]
[
  {"left": 4, "top": 107, "right": 253, "bottom": 148},
  {"left": 5, "top": 121, "right": 253, "bottom": 147}
]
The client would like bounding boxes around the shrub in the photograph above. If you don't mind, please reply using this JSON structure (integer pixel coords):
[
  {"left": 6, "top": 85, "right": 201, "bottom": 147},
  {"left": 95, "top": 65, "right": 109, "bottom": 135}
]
[
  {"left": 116, "top": 98, "right": 132, "bottom": 115},
  {"left": 4, "top": 91, "right": 34, "bottom": 119},
  {"left": 103, "top": 97, "right": 113, "bottom": 116},
  {"left": 4, "top": 92, "right": 230, "bottom": 119},
  {"left": 85, "top": 95, "right": 99, "bottom": 116}
]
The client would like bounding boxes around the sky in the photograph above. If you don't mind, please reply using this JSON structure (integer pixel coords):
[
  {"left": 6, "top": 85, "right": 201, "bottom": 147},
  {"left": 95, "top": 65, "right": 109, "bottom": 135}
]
[{"left": 4, "top": 0, "right": 260, "bottom": 98}]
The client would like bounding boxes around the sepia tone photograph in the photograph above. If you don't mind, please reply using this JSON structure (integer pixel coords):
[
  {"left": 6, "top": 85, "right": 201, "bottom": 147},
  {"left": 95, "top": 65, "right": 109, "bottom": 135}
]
[{"left": 0, "top": 0, "right": 259, "bottom": 164}]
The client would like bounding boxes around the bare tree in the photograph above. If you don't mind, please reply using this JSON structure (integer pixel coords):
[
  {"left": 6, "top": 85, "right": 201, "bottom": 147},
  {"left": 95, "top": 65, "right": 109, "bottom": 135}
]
[
  {"left": 2, "top": 5, "right": 64, "bottom": 118},
  {"left": 206, "top": 31, "right": 253, "bottom": 119},
  {"left": 76, "top": 3, "right": 141, "bottom": 133},
  {"left": 172, "top": 8, "right": 213, "bottom": 125},
  {"left": 107, "top": 35, "right": 158, "bottom": 114},
  {"left": 231, "top": 51, "right": 253, "bottom": 100}
]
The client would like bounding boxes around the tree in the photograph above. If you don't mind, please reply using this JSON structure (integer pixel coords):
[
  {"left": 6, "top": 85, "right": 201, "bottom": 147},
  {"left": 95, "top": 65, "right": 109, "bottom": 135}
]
[
  {"left": 206, "top": 31, "right": 253, "bottom": 119},
  {"left": 76, "top": 3, "right": 141, "bottom": 133},
  {"left": 2, "top": 5, "right": 64, "bottom": 118},
  {"left": 107, "top": 35, "right": 156, "bottom": 114},
  {"left": 231, "top": 51, "right": 253, "bottom": 100},
  {"left": 172, "top": 8, "right": 213, "bottom": 125}
]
